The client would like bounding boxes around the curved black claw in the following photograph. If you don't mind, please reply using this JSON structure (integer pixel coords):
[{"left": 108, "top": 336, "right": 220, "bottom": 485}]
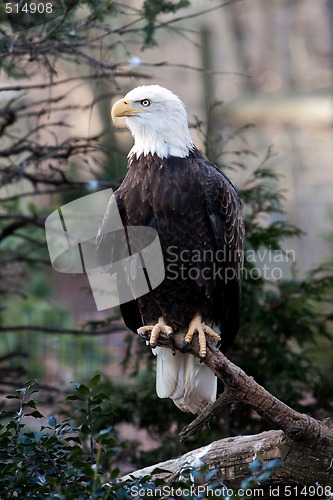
[
  {"left": 138, "top": 331, "right": 150, "bottom": 341},
  {"left": 182, "top": 340, "right": 190, "bottom": 353},
  {"left": 199, "top": 357, "right": 205, "bottom": 364},
  {"left": 216, "top": 339, "right": 222, "bottom": 349},
  {"left": 168, "top": 332, "right": 176, "bottom": 356}
]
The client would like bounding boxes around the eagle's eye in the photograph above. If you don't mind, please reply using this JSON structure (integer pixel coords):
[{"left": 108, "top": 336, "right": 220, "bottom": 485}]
[{"left": 140, "top": 99, "right": 151, "bottom": 107}]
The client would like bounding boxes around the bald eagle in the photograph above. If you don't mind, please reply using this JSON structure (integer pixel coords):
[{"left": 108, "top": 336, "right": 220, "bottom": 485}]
[{"left": 98, "top": 85, "right": 244, "bottom": 414}]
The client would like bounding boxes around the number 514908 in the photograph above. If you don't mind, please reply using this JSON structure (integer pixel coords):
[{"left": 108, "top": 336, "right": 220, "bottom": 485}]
[{"left": 5, "top": 3, "right": 53, "bottom": 14}]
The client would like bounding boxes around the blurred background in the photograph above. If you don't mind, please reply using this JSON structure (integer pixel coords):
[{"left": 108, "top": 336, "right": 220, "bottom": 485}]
[{"left": 1, "top": 0, "right": 333, "bottom": 472}]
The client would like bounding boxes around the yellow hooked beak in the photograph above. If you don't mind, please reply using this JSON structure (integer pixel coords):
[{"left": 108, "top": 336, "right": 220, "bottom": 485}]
[{"left": 111, "top": 98, "right": 143, "bottom": 122}]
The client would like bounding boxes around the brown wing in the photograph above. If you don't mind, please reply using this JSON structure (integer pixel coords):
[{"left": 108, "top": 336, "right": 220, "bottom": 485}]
[
  {"left": 203, "top": 157, "right": 245, "bottom": 351},
  {"left": 96, "top": 189, "right": 144, "bottom": 332}
]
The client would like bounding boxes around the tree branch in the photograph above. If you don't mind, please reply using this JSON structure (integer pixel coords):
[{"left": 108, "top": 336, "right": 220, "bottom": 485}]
[
  {"left": 151, "top": 332, "right": 333, "bottom": 447},
  {"left": 121, "top": 333, "right": 333, "bottom": 488},
  {"left": 179, "top": 388, "right": 235, "bottom": 441},
  {"left": 1, "top": 324, "right": 123, "bottom": 336}
]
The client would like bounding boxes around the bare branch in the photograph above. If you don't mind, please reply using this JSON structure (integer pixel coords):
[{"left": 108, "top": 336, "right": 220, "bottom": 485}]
[
  {"left": 1, "top": 324, "right": 124, "bottom": 336},
  {"left": 150, "top": 332, "right": 333, "bottom": 447}
]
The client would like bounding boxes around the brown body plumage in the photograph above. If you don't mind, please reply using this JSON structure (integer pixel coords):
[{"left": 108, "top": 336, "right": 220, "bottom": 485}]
[{"left": 112, "top": 148, "right": 244, "bottom": 353}]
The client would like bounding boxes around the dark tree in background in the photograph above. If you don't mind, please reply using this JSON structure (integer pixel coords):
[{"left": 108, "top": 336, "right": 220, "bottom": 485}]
[{"left": 1, "top": 0, "right": 333, "bottom": 491}]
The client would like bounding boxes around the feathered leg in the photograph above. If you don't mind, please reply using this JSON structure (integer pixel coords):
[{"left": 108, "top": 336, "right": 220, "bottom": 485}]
[{"left": 138, "top": 314, "right": 219, "bottom": 413}]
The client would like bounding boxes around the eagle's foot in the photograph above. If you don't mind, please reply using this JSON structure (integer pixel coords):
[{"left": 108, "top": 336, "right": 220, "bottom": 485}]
[
  {"left": 137, "top": 317, "right": 173, "bottom": 350},
  {"left": 183, "top": 314, "right": 221, "bottom": 359}
]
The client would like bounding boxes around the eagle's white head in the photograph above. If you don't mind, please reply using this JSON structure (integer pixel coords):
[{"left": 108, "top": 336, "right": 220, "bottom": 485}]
[{"left": 111, "top": 85, "right": 194, "bottom": 159}]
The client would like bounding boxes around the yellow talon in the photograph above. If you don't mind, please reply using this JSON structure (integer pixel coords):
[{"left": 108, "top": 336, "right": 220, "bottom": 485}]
[
  {"left": 137, "top": 317, "right": 173, "bottom": 348},
  {"left": 184, "top": 314, "right": 221, "bottom": 358}
]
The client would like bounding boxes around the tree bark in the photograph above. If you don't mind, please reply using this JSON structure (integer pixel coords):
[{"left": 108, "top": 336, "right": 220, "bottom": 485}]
[
  {"left": 122, "top": 332, "right": 333, "bottom": 490},
  {"left": 122, "top": 429, "right": 333, "bottom": 489}
]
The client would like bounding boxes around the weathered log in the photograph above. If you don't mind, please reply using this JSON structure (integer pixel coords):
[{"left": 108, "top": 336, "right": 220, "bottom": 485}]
[{"left": 121, "top": 429, "right": 333, "bottom": 489}]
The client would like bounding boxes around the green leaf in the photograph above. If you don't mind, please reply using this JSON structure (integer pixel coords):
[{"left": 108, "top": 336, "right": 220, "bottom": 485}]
[
  {"left": 91, "top": 392, "right": 110, "bottom": 402},
  {"left": 264, "top": 459, "right": 284, "bottom": 470},
  {"left": 78, "top": 423, "right": 91, "bottom": 434},
  {"left": 98, "top": 426, "right": 113, "bottom": 436},
  {"left": 110, "top": 468, "right": 120, "bottom": 479},
  {"left": 89, "top": 374, "right": 101, "bottom": 388},
  {"left": 48, "top": 416, "right": 57, "bottom": 427},
  {"left": 76, "top": 384, "right": 90, "bottom": 397},
  {"left": 66, "top": 394, "right": 84, "bottom": 401},
  {"left": 25, "top": 410, "right": 44, "bottom": 419},
  {"left": 23, "top": 400, "right": 37, "bottom": 409},
  {"left": 249, "top": 459, "right": 261, "bottom": 473}
]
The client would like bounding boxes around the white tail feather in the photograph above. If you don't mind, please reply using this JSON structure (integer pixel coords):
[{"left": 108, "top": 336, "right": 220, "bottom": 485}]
[{"left": 155, "top": 347, "right": 217, "bottom": 414}]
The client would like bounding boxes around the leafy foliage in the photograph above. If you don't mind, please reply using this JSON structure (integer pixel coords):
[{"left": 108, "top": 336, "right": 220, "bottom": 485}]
[
  {"left": 0, "top": 378, "right": 282, "bottom": 499},
  {"left": 0, "top": 377, "right": 131, "bottom": 498}
]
